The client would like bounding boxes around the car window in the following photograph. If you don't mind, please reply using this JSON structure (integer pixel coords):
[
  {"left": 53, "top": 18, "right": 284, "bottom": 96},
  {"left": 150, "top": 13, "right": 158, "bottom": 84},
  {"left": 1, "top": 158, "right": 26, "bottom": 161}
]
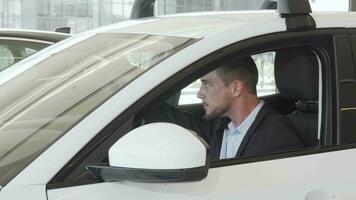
[
  {"left": 0, "top": 33, "right": 197, "bottom": 187},
  {"left": 23, "top": 47, "right": 38, "bottom": 57},
  {"left": 0, "top": 39, "right": 52, "bottom": 71},
  {"left": 253, "top": 51, "right": 277, "bottom": 96},
  {"left": 0, "top": 45, "right": 15, "bottom": 71},
  {"left": 139, "top": 46, "right": 320, "bottom": 162},
  {"left": 178, "top": 51, "right": 277, "bottom": 105}
]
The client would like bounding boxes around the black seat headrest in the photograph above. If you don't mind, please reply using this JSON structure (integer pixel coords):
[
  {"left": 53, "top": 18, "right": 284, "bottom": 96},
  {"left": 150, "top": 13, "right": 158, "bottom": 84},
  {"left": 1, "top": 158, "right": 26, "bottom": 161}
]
[{"left": 275, "top": 47, "right": 319, "bottom": 101}]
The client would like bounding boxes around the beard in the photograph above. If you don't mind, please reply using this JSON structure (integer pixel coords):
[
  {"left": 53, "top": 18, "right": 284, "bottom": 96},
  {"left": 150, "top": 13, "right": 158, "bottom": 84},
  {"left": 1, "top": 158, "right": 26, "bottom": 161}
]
[{"left": 204, "top": 103, "right": 229, "bottom": 119}]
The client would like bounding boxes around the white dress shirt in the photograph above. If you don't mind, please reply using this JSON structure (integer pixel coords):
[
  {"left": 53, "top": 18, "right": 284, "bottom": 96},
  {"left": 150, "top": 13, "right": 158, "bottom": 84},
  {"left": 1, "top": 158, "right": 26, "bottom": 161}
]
[{"left": 219, "top": 100, "right": 265, "bottom": 159}]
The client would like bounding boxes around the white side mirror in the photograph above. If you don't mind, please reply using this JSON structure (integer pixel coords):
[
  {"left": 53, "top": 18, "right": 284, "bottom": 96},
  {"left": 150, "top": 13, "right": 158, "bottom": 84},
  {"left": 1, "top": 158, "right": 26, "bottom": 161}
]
[{"left": 87, "top": 122, "right": 209, "bottom": 182}]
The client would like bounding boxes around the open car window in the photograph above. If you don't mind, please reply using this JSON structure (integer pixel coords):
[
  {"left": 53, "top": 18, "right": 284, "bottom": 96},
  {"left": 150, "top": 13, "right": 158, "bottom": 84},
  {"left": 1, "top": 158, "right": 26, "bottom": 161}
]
[{"left": 178, "top": 51, "right": 277, "bottom": 105}]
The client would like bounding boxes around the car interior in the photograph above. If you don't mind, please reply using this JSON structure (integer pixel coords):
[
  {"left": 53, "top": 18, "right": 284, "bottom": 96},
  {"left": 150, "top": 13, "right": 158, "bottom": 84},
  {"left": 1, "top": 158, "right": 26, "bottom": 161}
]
[
  {"left": 168, "top": 46, "right": 321, "bottom": 149},
  {"left": 274, "top": 47, "right": 319, "bottom": 147},
  {"left": 51, "top": 45, "right": 323, "bottom": 185}
]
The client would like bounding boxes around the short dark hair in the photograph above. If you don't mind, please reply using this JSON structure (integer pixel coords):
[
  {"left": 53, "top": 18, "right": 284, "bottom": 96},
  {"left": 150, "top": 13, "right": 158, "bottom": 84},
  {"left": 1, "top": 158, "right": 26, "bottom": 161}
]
[{"left": 216, "top": 56, "right": 258, "bottom": 95}]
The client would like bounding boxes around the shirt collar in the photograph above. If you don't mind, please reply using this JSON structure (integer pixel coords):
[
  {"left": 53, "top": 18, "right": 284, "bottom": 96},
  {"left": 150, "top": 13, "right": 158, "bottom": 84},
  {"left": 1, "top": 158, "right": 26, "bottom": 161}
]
[{"left": 228, "top": 100, "right": 265, "bottom": 134}]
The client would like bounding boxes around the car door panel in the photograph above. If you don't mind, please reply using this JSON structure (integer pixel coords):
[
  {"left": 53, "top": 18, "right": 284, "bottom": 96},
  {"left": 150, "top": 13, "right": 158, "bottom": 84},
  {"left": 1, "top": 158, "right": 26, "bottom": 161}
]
[{"left": 47, "top": 148, "right": 356, "bottom": 200}]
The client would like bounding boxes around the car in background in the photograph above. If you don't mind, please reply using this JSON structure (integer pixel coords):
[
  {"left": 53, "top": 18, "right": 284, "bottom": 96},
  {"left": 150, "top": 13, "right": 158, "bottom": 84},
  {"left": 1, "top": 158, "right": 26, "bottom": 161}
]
[{"left": 0, "top": 28, "right": 70, "bottom": 71}]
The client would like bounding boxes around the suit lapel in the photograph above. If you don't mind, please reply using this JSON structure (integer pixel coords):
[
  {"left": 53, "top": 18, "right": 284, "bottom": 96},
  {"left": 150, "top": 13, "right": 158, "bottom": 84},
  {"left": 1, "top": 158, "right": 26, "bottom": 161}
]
[
  {"left": 235, "top": 103, "right": 271, "bottom": 158},
  {"left": 212, "top": 118, "right": 229, "bottom": 160}
]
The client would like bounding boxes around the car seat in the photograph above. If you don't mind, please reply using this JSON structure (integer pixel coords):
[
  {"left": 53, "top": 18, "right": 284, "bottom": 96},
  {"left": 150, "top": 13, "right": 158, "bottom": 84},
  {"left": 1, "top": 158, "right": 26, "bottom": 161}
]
[{"left": 275, "top": 47, "right": 319, "bottom": 147}]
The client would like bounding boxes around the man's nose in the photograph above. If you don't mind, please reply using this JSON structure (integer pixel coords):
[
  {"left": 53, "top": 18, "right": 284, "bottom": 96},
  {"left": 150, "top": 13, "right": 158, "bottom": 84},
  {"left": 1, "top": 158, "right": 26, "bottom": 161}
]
[{"left": 197, "top": 87, "right": 204, "bottom": 99}]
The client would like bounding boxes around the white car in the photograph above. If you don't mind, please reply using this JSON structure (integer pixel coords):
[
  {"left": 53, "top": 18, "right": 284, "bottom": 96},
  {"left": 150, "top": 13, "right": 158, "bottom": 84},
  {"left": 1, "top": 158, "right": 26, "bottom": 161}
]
[{"left": 1, "top": 0, "right": 356, "bottom": 199}]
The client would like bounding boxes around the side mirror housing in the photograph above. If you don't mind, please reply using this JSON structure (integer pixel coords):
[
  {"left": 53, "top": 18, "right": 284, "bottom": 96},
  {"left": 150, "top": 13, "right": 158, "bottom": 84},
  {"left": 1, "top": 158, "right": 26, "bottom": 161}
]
[{"left": 87, "top": 122, "right": 210, "bottom": 182}]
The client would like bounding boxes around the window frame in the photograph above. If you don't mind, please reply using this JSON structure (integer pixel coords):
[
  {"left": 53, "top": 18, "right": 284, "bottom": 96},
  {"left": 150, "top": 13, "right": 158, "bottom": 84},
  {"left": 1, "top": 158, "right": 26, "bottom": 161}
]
[{"left": 48, "top": 28, "right": 343, "bottom": 189}]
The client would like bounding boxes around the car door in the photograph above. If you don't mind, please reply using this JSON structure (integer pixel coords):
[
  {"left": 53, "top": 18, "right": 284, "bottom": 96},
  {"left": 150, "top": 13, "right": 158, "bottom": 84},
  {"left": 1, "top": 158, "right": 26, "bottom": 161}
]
[{"left": 44, "top": 28, "right": 356, "bottom": 200}]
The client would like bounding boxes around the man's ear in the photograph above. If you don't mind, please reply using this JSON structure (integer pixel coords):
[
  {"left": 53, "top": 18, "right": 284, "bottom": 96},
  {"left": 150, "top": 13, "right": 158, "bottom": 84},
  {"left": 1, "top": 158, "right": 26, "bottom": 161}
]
[{"left": 230, "top": 80, "right": 243, "bottom": 98}]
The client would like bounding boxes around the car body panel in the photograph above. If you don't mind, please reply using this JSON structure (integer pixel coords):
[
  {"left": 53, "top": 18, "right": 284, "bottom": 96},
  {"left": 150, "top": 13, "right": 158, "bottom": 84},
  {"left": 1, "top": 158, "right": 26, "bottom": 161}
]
[{"left": 48, "top": 148, "right": 356, "bottom": 200}]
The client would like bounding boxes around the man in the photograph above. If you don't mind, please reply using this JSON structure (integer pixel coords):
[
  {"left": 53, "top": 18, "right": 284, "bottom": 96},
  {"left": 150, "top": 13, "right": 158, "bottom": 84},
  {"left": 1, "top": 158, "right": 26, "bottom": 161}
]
[{"left": 143, "top": 56, "right": 303, "bottom": 160}]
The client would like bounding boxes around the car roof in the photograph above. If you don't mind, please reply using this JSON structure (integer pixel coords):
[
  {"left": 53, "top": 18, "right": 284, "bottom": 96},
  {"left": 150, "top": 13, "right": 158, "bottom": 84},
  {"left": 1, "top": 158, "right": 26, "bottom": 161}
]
[
  {"left": 0, "top": 28, "right": 71, "bottom": 43},
  {"left": 95, "top": 10, "right": 356, "bottom": 39},
  {"left": 312, "top": 12, "right": 356, "bottom": 28},
  {"left": 102, "top": 11, "right": 283, "bottom": 38}
]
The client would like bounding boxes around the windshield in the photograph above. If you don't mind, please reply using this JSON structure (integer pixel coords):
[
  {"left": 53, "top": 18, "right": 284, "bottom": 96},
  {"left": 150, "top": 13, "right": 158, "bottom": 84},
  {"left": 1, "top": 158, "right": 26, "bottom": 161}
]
[{"left": 0, "top": 33, "right": 196, "bottom": 186}]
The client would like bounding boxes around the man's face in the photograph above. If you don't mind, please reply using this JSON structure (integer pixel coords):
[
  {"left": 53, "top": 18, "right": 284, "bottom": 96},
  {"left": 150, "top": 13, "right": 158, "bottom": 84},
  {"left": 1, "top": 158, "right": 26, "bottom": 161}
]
[{"left": 197, "top": 71, "right": 234, "bottom": 119}]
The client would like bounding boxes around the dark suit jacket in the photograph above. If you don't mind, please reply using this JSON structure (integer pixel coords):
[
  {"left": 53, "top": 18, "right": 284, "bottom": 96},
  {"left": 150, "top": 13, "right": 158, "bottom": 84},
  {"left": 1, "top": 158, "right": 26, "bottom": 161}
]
[{"left": 143, "top": 103, "right": 303, "bottom": 160}]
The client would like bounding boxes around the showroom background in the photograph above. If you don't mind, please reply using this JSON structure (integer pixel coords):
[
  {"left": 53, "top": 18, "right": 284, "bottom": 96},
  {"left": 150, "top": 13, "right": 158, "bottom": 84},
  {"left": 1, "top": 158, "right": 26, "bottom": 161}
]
[{"left": 0, "top": 0, "right": 350, "bottom": 34}]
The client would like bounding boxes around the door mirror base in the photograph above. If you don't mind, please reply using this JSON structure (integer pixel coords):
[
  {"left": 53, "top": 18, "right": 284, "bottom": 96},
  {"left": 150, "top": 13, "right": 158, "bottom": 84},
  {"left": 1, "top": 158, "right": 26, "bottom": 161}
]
[{"left": 87, "top": 163, "right": 209, "bottom": 182}]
